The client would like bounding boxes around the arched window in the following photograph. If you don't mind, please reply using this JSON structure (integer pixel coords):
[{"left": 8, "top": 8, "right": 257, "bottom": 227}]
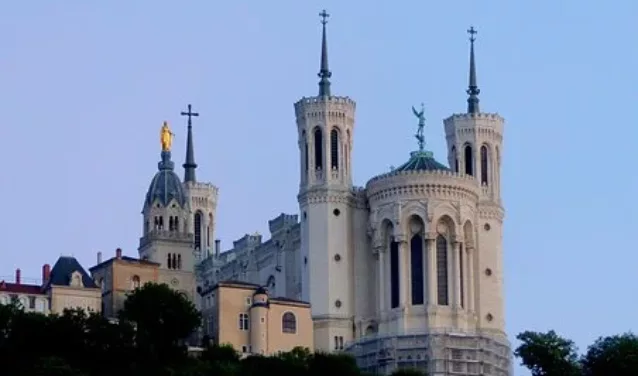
[
  {"left": 167, "top": 253, "right": 173, "bottom": 269},
  {"left": 132, "top": 275, "right": 140, "bottom": 289},
  {"left": 194, "top": 212, "right": 202, "bottom": 250},
  {"left": 282, "top": 312, "right": 297, "bottom": 333},
  {"left": 314, "top": 127, "right": 323, "bottom": 170},
  {"left": 177, "top": 254, "right": 182, "bottom": 270},
  {"left": 480, "top": 145, "right": 489, "bottom": 185},
  {"left": 451, "top": 146, "right": 459, "bottom": 173},
  {"left": 172, "top": 254, "right": 177, "bottom": 270},
  {"left": 464, "top": 145, "right": 473, "bottom": 176},
  {"left": 410, "top": 234, "right": 424, "bottom": 305},
  {"left": 154, "top": 217, "right": 159, "bottom": 230},
  {"left": 169, "top": 217, "right": 174, "bottom": 231},
  {"left": 436, "top": 235, "right": 449, "bottom": 306},
  {"left": 330, "top": 128, "right": 339, "bottom": 170},
  {"left": 174, "top": 217, "right": 179, "bottom": 232},
  {"left": 389, "top": 240, "right": 400, "bottom": 309},
  {"left": 302, "top": 131, "right": 309, "bottom": 172}
]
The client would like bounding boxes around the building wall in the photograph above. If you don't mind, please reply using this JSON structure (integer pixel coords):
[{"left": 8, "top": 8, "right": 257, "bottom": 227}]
[
  {"left": 210, "top": 283, "right": 312, "bottom": 356},
  {"left": 49, "top": 285, "right": 101, "bottom": 314},
  {"left": 0, "top": 292, "right": 49, "bottom": 314}
]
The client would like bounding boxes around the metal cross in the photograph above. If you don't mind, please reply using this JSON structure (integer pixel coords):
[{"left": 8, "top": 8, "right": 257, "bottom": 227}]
[
  {"left": 319, "top": 9, "right": 330, "bottom": 25},
  {"left": 180, "top": 104, "right": 199, "bottom": 127},
  {"left": 467, "top": 26, "right": 477, "bottom": 42}
]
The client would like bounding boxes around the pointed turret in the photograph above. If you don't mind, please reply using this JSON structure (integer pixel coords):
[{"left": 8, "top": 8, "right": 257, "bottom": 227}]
[
  {"left": 466, "top": 26, "right": 480, "bottom": 114},
  {"left": 181, "top": 104, "right": 199, "bottom": 183},
  {"left": 317, "top": 9, "right": 332, "bottom": 97}
]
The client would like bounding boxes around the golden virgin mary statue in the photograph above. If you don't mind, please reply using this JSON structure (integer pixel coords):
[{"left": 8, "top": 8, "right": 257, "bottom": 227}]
[{"left": 160, "top": 121, "right": 174, "bottom": 152}]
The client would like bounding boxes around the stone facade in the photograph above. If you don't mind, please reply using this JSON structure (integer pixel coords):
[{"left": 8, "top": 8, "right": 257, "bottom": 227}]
[{"left": 194, "top": 20, "right": 512, "bottom": 375}]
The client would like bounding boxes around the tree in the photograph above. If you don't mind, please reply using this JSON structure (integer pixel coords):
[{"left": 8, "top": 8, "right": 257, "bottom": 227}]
[
  {"left": 581, "top": 333, "right": 638, "bottom": 376},
  {"left": 514, "top": 330, "right": 581, "bottom": 376},
  {"left": 119, "top": 282, "right": 201, "bottom": 364}
]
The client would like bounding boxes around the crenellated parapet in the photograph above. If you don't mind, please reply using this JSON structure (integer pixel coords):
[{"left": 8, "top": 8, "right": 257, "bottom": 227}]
[
  {"left": 294, "top": 96, "right": 356, "bottom": 121},
  {"left": 443, "top": 112, "right": 504, "bottom": 143}
]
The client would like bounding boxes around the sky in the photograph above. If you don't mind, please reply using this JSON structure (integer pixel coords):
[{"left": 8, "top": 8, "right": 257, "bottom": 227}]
[{"left": 1, "top": 1, "right": 637, "bottom": 374}]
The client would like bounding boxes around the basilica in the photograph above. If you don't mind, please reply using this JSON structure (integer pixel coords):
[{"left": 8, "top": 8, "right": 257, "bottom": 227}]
[{"left": 137, "top": 13, "right": 512, "bottom": 376}]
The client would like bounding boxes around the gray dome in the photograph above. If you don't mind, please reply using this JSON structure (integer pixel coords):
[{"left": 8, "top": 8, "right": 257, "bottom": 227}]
[{"left": 145, "top": 151, "right": 187, "bottom": 208}]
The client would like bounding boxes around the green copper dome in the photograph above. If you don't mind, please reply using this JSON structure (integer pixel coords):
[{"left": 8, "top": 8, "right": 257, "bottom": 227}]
[{"left": 394, "top": 150, "right": 450, "bottom": 172}]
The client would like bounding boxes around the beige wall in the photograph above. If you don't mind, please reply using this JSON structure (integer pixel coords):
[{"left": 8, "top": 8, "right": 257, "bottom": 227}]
[
  {"left": 49, "top": 285, "right": 101, "bottom": 314},
  {"left": 213, "top": 283, "right": 313, "bottom": 356},
  {"left": 91, "top": 258, "right": 159, "bottom": 318}
]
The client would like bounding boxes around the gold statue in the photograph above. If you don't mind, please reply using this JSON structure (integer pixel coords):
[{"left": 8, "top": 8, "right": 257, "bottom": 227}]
[{"left": 160, "top": 121, "right": 174, "bottom": 151}]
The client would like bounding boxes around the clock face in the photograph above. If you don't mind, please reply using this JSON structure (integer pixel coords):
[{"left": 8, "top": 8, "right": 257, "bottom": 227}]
[{"left": 171, "top": 278, "right": 179, "bottom": 286}]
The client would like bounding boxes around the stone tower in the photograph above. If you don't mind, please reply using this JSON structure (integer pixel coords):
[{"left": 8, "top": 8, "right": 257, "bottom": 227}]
[
  {"left": 179, "top": 104, "right": 219, "bottom": 262},
  {"left": 443, "top": 27, "right": 507, "bottom": 338},
  {"left": 139, "top": 121, "right": 196, "bottom": 301},
  {"left": 294, "top": 10, "right": 357, "bottom": 353}
]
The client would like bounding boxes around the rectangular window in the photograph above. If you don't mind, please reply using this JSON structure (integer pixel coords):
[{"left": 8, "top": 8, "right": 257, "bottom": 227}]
[
  {"left": 238, "top": 313, "right": 249, "bottom": 331},
  {"left": 28, "top": 296, "right": 36, "bottom": 309},
  {"left": 245, "top": 297, "right": 252, "bottom": 306}
]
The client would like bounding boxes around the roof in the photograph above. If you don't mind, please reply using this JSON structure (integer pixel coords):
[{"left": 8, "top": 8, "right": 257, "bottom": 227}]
[
  {"left": 199, "top": 280, "right": 310, "bottom": 306},
  {"left": 46, "top": 256, "right": 98, "bottom": 289},
  {"left": 0, "top": 281, "right": 45, "bottom": 295},
  {"left": 89, "top": 255, "right": 160, "bottom": 272},
  {"left": 394, "top": 150, "right": 450, "bottom": 173},
  {"left": 145, "top": 151, "right": 187, "bottom": 208}
]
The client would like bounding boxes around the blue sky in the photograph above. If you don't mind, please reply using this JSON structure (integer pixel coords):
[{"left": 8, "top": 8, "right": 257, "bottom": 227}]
[{"left": 1, "top": 1, "right": 636, "bottom": 374}]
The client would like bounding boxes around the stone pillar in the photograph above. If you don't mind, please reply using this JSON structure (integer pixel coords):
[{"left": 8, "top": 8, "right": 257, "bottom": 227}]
[
  {"left": 467, "top": 245, "right": 475, "bottom": 312},
  {"left": 375, "top": 246, "right": 385, "bottom": 314},
  {"left": 452, "top": 240, "right": 462, "bottom": 308},
  {"left": 396, "top": 235, "right": 408, "bottom": 308},
  {"left": 426, "top": 235, "right": 437, "bottom": 306}
]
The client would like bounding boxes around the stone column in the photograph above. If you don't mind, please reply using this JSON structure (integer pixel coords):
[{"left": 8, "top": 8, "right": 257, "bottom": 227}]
[
  {"left": 374, "top": 246, "right": 385, "bottom": 315},
  {"left": 452, "top": 240, "right": 462, "bottom": 308},
  {"left": 466, "top": 245, "right": 475, "bottom": 312},
  {"left": 395, "top": 235, "right": 408, "bottom": 308},
  {"left": 426, "top": 235, "right": 437, "bottom": 306}
]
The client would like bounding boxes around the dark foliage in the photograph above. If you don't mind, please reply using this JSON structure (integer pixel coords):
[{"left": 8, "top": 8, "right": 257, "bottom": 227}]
[
  {"left": 0, "top": 283, "right": 367, "bottom": 376},
  {"left": 515, "top": 330, "right": 638, "bottom": 376}
]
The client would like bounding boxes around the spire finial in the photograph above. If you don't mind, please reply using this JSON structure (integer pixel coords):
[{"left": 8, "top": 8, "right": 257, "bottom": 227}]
[
  {"left": 466, "top": 26, "right": 480, "bottom": 114},
  {"left": 411, "top": 103, "right": 426, "bottom": 152},
  {"left": 181, "top": 104, "right": 199, "bottom": 183},
  {"left": 318, "top": 9, "right": 332, "bottom": 97}
]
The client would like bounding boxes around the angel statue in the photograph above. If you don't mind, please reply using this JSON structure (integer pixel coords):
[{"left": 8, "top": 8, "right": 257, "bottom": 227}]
[
  {"left": 160, "top": 121, "right": 174, "bottom": 152},
  {"left": 412, "top": 103, "right": 426, "bottom": 151}
]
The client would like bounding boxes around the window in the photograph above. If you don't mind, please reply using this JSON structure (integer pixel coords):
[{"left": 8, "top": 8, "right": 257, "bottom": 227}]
[
  {"left": 167, "top": 253, "right": 173, "bottom": 269},
  {"left": 241, "top": 345, "right": 251, "bottom": 353},
  {"left": 28, "top": 296, "right": 36, "bottom": 309},
  {"left": 330, "top": 128, "right": 339, "bottom": 169},
  {"left": 314, "top": 127, "right": 323, "bottom": 170},
  {"left": 459, "top": 243, "right": 464, "bottom": 308},
  {"left": 194, "top": 212, "right": 202, "bottom": 251},
  {"left": 464, "top": 144, "right": 473, "bottom": 176},
  {"left": 436, "top": 235, "right": 449, "bottom": 306},
  {"left": 480, "top": 145, "right": 489, "bottom": 185},
  {"left": 132, "top": 275, "right": 141, "bottom": 289},
  {"left": 238, "top": 313, "right": 249, "bottom": 331},
  {"left": 282, "top": 312, "right": 297, "bottom": 334},
  {"left": 410, "top": 234, "right": 424, "bottom": 305},
  {"left": 389, "top": 241, "right": 400, "bottom": 308},
  {"left": 334, "top": 336, "right": 344, "bottom": 350},
  {"left": 245, "top": 297, "right": 252, "bottom": 306},
  {"left": 451, "top": 146, "right": 459, "bottom": 172}
]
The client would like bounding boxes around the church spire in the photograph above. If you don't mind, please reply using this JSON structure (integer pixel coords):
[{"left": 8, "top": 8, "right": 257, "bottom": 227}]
[
  {"left": 181, "top": 104, "right": 199, "bottom": 183},
  {"left": 317, "top": 9, "right": 332, "bottom": 97},
  {"left": 466, "top": 26, "right": 480, "bottom": 114}
]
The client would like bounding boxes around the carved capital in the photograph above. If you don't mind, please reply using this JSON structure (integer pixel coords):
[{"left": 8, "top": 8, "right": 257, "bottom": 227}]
[
  {"left": 425, "top": 232, "right": 438, "bottom": 241},
  {"left": 393, "top": 234, "right": 407, "bottom": 244},
  {"left": 466, "top": 245, "right": 475, "bottom": 254}
]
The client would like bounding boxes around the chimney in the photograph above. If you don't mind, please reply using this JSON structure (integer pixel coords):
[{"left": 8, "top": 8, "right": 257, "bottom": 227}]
[
  {"left": 15, "top": 268, "right": 21, "bottom": 284},
  {"left": 214, "top": 239, "right": 221, "bottom": 257},
  {"left": 97, "top": 251, "right": 103, "bottom": 264},
  {"left": 116, "top": 248, "right": 122, "bottom": 259},
  {"left": 42, "top": 264, "right": 51, "bottom": 285}
]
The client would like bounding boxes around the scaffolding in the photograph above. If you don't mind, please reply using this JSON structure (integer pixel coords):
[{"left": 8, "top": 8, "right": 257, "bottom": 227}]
[{"left": 345, "top": 328, "right": 512, "bottom": 376}]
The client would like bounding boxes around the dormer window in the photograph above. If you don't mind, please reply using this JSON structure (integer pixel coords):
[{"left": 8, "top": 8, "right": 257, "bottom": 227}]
[{"left": 70, "top": 271, "right": 83, "bottom": 287}]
